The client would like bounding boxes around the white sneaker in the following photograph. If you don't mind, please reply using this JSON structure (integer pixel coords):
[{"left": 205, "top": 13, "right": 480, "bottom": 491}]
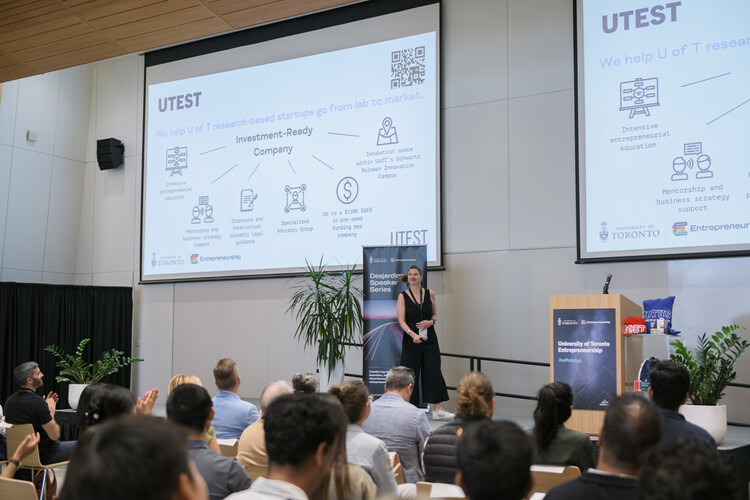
[{"left": 432, "top": 408, "right": 455, "bottom": 420}]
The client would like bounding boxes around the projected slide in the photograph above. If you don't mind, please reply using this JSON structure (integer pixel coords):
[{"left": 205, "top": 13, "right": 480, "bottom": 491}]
[
  {"left": 143, "top": 31, "right": 438, "bottom": 279},
  {"left": 577, "top": 1, "right": 750, "bottom": 260}
]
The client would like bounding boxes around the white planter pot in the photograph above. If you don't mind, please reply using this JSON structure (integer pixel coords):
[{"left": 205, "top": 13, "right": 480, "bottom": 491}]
[
  {"left": 318, "top": 359, "right": 345, "bottom": 393},
  {"left": 679, "top": 404, "right": 727, "bottom": 444},
  {"left": 68, "top": 383, "right": 89, "bottom": 410}
]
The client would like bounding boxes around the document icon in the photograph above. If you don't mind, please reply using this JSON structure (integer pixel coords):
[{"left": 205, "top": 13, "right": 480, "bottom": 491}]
[{"left": 241, "top": 189, "right": 258, "bottom": 212}]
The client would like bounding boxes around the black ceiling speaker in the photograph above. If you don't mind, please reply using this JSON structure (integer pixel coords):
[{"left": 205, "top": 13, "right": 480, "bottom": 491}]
[{"left": 96, "top": 138, "right": 125, "bottom": 170}]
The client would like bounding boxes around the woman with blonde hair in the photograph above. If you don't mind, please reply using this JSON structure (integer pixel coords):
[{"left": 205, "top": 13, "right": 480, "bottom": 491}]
[
  {"left": 167, "top": 374, "right": 220, "bottom": 453},
  {"left": 423, "top": 372, "right": 495, "bottom": 483},
  {"left": 328, "top": 380, "right": 398, "bottom": 497}
]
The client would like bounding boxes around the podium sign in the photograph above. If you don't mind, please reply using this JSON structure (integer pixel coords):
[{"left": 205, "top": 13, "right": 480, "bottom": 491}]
[
  {"left": 552, "top": 308, "right": 617, "bottom": 410},
  {"left": 550, "top": 294, "right": 642, "bottom": 434}
]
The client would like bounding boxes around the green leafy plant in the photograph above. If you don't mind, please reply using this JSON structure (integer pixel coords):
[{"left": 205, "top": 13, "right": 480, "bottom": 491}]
[
  {"left": 44, "top": 338, "right": 144, "bottom": 384},
  {"left": 670, "top": 325, "right": 749, "bottom": 405},
  {"left": 287, "top": 258, "right": 363, "bottom": 380}
]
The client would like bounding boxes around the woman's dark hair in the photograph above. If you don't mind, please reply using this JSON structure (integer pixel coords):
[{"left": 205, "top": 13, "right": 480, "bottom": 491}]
[
  {"left": 79, "top": 384, "right": 136, "bottom": 429},
  {"left": 327, "top": 380, "right": 369, "bottom": 424},
  {"left": 532, "top": 382, "right": 574, "bottom": 453},
  {"left": 456, "top": 372, "right": 494, "bottom": 418},
  {"left": 76, "top": 383, "right": 107, "bottom": 428}
]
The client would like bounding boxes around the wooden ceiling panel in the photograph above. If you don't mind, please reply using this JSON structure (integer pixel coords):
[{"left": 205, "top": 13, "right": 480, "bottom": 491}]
[
  {"left": 113, "top": 16, "right": 232, "bottom": 53},
  {"left": 0, "top": 22, "right": 94, "bottom": 53},
  {"left": 212, "top": 0, "right": 357, "bottom": 29},
  {"left": 202, "top": 0, "right": 277, "bottom": 17},
  {"left": 14, "top": 31, "right": 114, "bottom": 62},
  {"left": 0, "top": 11, "right": 82, "bottom": 44},
  {"left": 0, "top": 0, "right": 363, "bottom": 83},
  {"left": 63, "top": 0, "right": 168, "bottom": 20},
  {"left": 100, "top": 6, "right": 230, "bottom": 42},
  {"left": 83, "top": 0, "right": 210, "bottom": 29},
  {"left": 0, "top": 0, "right": 59, "bottom": 24},
  {"left": 23, "top": 40, "right": 124, "bottom": 72},
  {"left": 0, "top": 53, "right": 38, "bottom": 81}
]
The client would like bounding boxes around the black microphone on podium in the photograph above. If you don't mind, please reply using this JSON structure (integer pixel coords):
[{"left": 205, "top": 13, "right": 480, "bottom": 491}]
[{"left": 603, "top": 274, "right": 613, "bottom": 294}]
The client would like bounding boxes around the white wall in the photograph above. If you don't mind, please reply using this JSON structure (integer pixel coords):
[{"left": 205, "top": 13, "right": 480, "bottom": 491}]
[{"left": 1, "top": 0, "right": 749, "bottom": 422}]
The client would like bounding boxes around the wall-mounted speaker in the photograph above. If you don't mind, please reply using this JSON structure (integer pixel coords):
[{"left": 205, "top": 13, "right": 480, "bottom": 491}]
[{"left": 96, "top": 138, "right": 124, "bottom": 170}]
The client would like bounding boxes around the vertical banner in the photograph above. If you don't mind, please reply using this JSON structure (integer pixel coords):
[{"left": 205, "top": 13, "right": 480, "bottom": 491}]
[
  {"left": 552, "top": 308, "right": 617, "bottom": 409},
  {"left": 363, "top": 245, "right": 427, "bottom": 398}
]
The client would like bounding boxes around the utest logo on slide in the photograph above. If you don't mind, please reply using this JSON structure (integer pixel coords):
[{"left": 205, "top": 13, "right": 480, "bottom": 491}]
[
  {"left": 602, "top": 2, "right": 681, "bottom": 33},
  {"left": 158, "top": 92, "right": 202, "bottom": 112}
]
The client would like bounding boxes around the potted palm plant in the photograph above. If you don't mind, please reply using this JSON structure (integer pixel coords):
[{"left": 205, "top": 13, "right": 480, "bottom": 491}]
[
  {"left": 287, "top": 258, "right": 363, "bottom": 391},
  {"left": 670, "top": 324, "right": 749, "bottom": 443},
  {"left": 44, "top": 338, "right": 144, "bottom": 409}
]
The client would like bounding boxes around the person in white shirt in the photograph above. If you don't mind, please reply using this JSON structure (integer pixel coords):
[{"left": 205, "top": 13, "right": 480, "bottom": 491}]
[{"left": 227, "top": 394, "right": 346, "bottom": 500}]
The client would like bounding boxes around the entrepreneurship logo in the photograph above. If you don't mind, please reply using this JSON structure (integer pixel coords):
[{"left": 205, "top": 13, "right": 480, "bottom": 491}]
[
  {"left": 191, "top": 254, "right": 199, "bottom": 264},
  {"left": 151, "top": 252, "right": 157, "bottom": 267},
  {"left": 672, "top": 221, "right": 688, "bottom": 236},
  {"left": 599, "top": 222, "right": 609, "bottom": 242}
]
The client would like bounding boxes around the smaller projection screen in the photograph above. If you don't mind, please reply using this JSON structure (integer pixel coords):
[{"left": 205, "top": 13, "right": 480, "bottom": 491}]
[
  {"left": 141, "top": 1, "right": 441, "bottom": 282},
  {"left": 576, "top": 0, "right": 750, "bottom": 262}
]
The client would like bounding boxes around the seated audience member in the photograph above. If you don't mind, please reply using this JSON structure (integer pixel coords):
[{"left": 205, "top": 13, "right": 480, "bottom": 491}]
[
  {"left": 423, "top": 372, "right": 494, "bottom": 484},
  {"left": 4, "top": 361, "right": 75, "bottom": 463},
  {"left": 78, "top": 384, "right": 136, "bottom": 429},
  {"left": 170, "top": 374, "right": 221, "bottom": 453},
  {"left": 329, "top": 380, "right": 398, "bottom": 496},
  {"left": 292, "top": 373, "right": 318, "bottom": 394},
  {"left": 1, "top": 432, "right": 40, "bottom": 478},
  {"left": 640, "top": 437, "right": 740, "bottom": 500},
  {"left": 362, "top": 366, "right": 430, "bottom": 483},
  {"left": 545, "top": 394, "right": 661, "bottom": 500},
  {"left": 528, "top": 382, "right": 595, "bottom": 471},
  {"left": 167, "top": 383, "right": 251, "bottom": 500},
  {"left": 648, "top": 360, "right": 716, "bottom": 447},
  {"left": 237, "top": 380, "right": 293, "bottom": 469},
  {"left": 58, "top": 414, "right": 209, "bottom": 500},
  {"left": 212, "top": 358, "right": 259, "bottom": 439},
  {"left": 226, "top": 394, "right": 346, "bottom": 500},
  {"left": 77, "top": 383, "right": 158, "bottom": 429},
  {"left": 456, "top": 420, "right": 533, "bottom": 500}
]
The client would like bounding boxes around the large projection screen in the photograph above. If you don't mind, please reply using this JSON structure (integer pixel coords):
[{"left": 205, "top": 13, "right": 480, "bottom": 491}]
[
  {"left": 141, "top": 1, "right": 441, "bottom": 282},
  {"left": 576, "top": 1, "right": 750, "bottom": 262}
]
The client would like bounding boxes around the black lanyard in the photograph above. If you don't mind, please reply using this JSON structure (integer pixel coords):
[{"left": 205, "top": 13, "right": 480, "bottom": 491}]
[{"left": 408, "top": 287, "right": 423, "bottom": 320}]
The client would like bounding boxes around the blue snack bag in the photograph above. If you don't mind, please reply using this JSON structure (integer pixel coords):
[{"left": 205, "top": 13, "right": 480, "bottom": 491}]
[{"left": 643, "top": 296, "right": 676, "bottom": 334}]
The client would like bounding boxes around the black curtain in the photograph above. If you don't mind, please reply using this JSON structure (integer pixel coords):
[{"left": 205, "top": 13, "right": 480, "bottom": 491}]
[{"left": 0, "top": 282, "right": 134, "bottom": 408}]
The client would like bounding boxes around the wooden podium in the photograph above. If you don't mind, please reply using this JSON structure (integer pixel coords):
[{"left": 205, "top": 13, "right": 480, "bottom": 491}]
[{"left": 549, "top": 294, "right": 641, "bottom": 434}]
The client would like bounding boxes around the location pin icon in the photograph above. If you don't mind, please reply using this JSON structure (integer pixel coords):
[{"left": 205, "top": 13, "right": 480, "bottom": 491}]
[{"left": 382, "top": 117, "right": 392, "bottom": 134}]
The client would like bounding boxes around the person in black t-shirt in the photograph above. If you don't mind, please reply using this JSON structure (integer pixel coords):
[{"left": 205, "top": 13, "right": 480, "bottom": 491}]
[{"left": 4, "top": 361, "right": 75, "bottom": 464}]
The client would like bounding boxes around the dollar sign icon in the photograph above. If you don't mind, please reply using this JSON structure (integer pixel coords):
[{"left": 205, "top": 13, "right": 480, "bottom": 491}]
[{"left": 337, "top": 176, "right": 359, "bottom": 204}]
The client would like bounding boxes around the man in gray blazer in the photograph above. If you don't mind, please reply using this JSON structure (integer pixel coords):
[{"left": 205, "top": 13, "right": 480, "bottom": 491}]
[{"left": 363, "top": 366, "right": 431, "bottom": 483}]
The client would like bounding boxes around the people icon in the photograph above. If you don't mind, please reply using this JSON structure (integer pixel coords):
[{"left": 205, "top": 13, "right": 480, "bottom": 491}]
[
  {"left": 696, "top": 154, "right": 713, "bottom": 179},
  {"left": 671, "top": 157, "right": 688, "bottom": 181},
  {"left": 204, "top": 204, "right": 214, "bottom": 223},
  {"left": 191, "top": 205, "right": 202, "bottom": 224},
  {"left": 377, "top": 117, "right": 399, "bottom": 146}
]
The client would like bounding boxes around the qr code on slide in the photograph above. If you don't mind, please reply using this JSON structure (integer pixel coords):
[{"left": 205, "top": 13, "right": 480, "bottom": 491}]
[{"left": 391, "top": 46, "right": 426, "bottom": 88}]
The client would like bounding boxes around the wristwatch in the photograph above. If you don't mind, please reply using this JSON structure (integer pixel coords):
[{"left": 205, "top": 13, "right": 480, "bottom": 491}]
[
  {"left": 432, "top": 318, "right": 437, "bottom": 325},
  {"left": 9, "top": 458, "right": 21, "bottom": 467}
]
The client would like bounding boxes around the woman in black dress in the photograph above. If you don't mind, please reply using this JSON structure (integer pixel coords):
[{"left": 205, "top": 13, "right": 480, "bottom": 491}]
[{"left": 396, "top": 265, "right": 450, "bottom": 417}]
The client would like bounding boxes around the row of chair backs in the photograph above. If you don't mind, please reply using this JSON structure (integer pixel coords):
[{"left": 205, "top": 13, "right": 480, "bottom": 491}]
[
  {"left": 530, "top": 465, "right": 581, "bottom": 494},
  {"left": 0, "top": 476, "right": 39, "bottom": 500},
  {"left": 6, "top": 423, "right": 46, "bottom": 469},
  {"left": 413, "top": 465, "right": 581, "bottom": 500}
]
